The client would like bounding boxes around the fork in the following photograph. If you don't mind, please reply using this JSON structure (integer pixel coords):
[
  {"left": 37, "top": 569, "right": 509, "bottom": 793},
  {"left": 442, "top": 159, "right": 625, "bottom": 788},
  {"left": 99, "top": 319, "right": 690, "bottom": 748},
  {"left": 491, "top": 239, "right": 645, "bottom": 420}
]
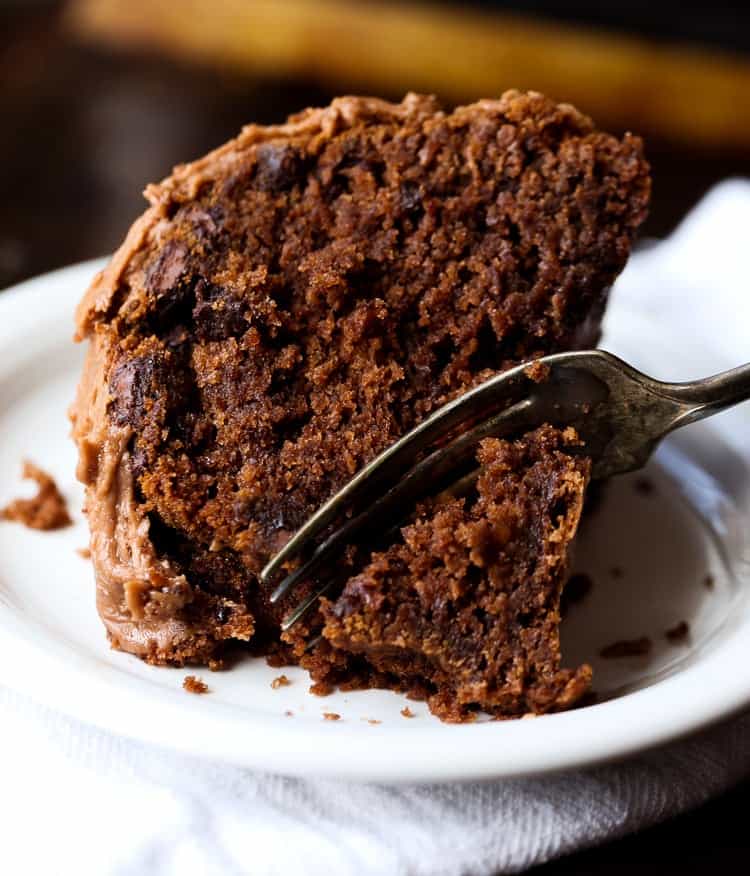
[{"left": 261, "top": 350, "right": 750, "bottom": 630}]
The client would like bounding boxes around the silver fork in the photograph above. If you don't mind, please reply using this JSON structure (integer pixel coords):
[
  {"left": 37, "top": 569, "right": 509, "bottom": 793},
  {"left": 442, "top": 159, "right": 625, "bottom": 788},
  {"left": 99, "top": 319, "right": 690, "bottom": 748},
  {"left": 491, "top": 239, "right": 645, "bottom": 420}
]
[{"left": 261, "top": 350, "right": 750, "bottom": 630}]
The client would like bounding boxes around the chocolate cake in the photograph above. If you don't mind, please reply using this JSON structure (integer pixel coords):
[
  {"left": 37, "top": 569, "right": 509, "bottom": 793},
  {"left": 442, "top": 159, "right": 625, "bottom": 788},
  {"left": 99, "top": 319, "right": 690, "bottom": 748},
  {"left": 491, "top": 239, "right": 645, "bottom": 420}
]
[
  {"left": 71, "top": 91, "right": 649, "bottom": 720},
  {"left": 317, "top": 427, "right": 592, "bottom": 721}
]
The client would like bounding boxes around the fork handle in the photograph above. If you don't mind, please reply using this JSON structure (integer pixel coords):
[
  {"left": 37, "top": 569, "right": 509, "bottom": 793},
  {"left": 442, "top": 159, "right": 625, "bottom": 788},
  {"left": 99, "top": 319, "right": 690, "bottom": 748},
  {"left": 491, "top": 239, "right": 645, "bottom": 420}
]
[{"left": 664, "top": 361, "right": 750, "bottom": 424}]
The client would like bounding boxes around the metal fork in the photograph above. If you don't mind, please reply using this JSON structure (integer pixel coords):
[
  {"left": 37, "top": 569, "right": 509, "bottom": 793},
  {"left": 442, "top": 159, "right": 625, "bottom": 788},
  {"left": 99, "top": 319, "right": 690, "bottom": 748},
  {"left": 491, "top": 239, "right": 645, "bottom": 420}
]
[{"left": 262, "top": 350, "right": 750, "bottom": 630}]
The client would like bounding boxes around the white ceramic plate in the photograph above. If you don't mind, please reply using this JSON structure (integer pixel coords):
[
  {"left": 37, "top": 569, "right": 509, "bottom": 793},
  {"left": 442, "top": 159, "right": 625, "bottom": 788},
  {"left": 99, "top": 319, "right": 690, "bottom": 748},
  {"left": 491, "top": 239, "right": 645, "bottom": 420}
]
[{"left": 0, "top": 259, "right": 749, "bottom": 783}]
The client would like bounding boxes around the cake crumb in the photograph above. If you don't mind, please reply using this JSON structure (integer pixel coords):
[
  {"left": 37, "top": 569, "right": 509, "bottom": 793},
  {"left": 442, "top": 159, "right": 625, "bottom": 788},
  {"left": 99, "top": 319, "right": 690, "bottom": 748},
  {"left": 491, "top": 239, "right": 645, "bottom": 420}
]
[
  {"left": 634, "top": 476, "right": 655, "bottom": 496},
  {"left": 523, "top": 360, "right": 550, "bottom": 383},
  {"left": 76, "top": 547, "right": 91, "bottom": 559},
  {"left": 271, "top": 674, "right": 291, "bottom": 689},
  {"left": 363, "top": 718, "right": 382, "bottom": 725},
  {"left": 1, "top": 461, "right": 72, "bottom": 531},
  {"left": 599, "top": 637, "right": 652, "bottom": 658},
  {"left": 183, "top": 675, "right": 209, "bottom": 694},
  {"left": 284, "top": 710, "right": 294, "bottom": 717},
  {"left": 323, "top": 712, "right": 341, "bottom": 721},
  {"left": 400, "top": 706, "right": 415, "bottom": 718},
  {"left": 609, "top": 566, "right": 624, "bottom": 579},
  {"left": 664, "top": 621, "right": 690, "bottom": 643},
  {"left": 703, "top": 574, "right": 715, "bottom": 590}
]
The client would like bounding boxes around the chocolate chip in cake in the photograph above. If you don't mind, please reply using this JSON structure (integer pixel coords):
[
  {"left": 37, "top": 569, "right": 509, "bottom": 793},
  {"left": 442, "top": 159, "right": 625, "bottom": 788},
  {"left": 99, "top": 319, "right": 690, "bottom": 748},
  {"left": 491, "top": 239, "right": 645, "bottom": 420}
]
[
  {"left": 254, "top": 143, "right": 312, "bottom": 193},
  {"left": 192, "top": 278, "right": 248, "bottom": 341},
  {"left": 108, "top": 355, "right": 158, "bottom": 429}
]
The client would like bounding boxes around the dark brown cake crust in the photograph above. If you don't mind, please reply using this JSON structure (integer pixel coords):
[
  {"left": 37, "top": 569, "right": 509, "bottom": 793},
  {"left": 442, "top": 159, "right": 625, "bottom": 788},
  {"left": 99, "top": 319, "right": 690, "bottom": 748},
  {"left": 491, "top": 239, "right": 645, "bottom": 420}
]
[{"left": 72, "top": 92, "right": 649, "bottom": 712}]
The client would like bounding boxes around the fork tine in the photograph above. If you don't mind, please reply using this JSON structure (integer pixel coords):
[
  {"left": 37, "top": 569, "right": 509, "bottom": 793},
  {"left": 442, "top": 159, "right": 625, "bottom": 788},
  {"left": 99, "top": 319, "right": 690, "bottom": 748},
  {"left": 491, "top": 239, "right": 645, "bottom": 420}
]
[
  {"left": 270, "top": 346, "right": 750, "bottom": 633},
  {"left": 271, "top": 395, "right": 535, "bottom": 609},
  {"left": 261, "top": 358, "right": 543, "bottom": 585},
  {"left": 281, "top": 582, "right": 336, "bottom": 632}
]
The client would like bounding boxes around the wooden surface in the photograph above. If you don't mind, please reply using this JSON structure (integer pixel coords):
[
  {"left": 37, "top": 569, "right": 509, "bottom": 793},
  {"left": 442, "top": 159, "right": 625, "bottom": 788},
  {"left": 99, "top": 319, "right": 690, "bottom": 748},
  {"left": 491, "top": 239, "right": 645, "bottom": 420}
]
[{"left": 2, "top": 5, "right": 750, "bottom": 872}]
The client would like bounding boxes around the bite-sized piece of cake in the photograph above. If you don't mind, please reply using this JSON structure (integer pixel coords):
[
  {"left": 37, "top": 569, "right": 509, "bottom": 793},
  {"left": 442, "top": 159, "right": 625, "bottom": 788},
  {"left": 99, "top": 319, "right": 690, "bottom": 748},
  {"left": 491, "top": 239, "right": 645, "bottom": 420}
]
[
  {"left": 313, "top": 427, "right": 592, "bottom": 722},
  {"left": 71, "top": 90, "right": 649, "bottom": 691}
]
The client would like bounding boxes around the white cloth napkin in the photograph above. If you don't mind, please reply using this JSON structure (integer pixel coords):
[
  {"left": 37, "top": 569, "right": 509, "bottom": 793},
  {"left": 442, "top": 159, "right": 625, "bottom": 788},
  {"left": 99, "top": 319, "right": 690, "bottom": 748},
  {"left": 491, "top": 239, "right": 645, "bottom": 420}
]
[{"left": 2, "top": 181, "right": 750, "bottom": 876}]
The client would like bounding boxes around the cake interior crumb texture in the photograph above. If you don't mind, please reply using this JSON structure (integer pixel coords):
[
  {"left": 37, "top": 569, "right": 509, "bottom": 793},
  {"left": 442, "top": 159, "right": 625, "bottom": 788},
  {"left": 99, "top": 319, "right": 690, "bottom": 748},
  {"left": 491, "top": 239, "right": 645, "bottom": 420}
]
[
  {"left": 315, "top": 427, "right": 592, "bottom": 721},
  {"left": 71, "top": 91, "right": 650, "bottom": 721}
]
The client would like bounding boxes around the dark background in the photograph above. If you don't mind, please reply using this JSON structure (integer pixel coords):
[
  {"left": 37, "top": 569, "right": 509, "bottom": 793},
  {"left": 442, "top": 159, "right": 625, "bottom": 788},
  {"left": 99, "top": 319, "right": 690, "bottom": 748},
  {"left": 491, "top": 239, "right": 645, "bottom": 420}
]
[
  {"left": 2, "top": 2, "right": 749, "bottom": 872},
  {"left": 3, "top": 0, "right": 750, "bottom": 292},
  {"left": 468, "top": 0, "right": 750, "bottom": 51}
]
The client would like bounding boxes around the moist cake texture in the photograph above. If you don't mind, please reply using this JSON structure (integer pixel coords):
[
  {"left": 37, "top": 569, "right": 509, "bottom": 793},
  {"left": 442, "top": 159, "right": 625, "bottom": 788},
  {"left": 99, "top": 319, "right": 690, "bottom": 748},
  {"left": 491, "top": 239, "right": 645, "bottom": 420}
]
[
  {"left": 72, "top": 91, "right": 649, "bottom": 719},
  {"left": 318, "top": 427, "right": 592, "bottom": 721}
]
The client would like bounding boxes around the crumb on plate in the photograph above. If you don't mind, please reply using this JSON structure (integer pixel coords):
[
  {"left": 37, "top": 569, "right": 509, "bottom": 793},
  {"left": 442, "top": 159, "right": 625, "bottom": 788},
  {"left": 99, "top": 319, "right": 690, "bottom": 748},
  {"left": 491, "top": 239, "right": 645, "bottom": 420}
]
[
  {"left": 183, "top": 675, "right": 209, "bottom": 694},
  {"left": 1, "top": 460, "right": 72, "bottom": 531}
]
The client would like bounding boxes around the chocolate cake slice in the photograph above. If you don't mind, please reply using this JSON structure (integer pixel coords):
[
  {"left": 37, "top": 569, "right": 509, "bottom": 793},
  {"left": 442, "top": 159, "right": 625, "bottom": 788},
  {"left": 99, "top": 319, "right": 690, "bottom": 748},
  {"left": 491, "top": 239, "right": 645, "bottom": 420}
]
[
  {"left": 72, "top": 91, "right": 649, "bottom": 717},
  {"left": 316, "top": 427, "right": 592, "bottom": 722}
]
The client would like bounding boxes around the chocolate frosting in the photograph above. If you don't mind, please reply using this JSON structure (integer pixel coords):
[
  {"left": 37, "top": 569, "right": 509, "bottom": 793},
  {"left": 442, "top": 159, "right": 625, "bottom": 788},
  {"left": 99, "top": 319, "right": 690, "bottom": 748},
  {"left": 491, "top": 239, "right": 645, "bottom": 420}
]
[{"left": 72, "top": 331, "right": 201, "bottom": 657}]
